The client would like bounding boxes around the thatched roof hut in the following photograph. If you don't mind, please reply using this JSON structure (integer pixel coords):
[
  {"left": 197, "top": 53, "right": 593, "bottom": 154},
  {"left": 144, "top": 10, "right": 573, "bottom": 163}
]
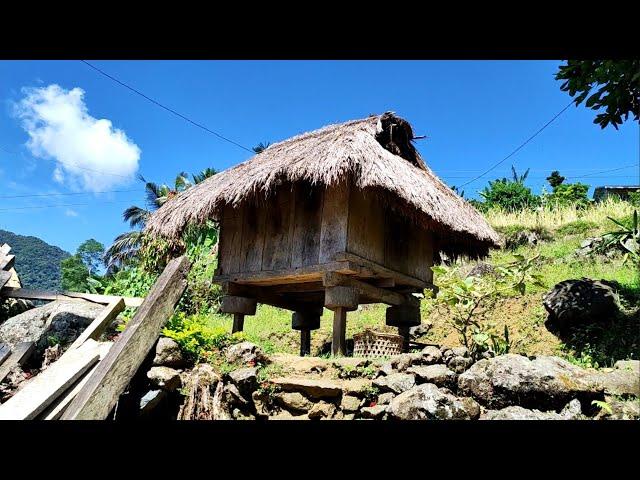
[{"left": 146, "top": 112, "right": 500, "bottom": 258}]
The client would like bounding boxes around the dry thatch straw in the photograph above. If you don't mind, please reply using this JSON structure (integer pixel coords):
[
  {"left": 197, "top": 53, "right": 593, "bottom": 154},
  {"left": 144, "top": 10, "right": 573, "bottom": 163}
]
[{"left": 146, "top": 112, "right": 500, "bottom": 256}]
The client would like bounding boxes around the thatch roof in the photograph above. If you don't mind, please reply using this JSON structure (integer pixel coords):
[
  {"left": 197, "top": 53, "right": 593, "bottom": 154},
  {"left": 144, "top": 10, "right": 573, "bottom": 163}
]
[{"left": 145, "top": 112, "right": 500, "bottom": 256}]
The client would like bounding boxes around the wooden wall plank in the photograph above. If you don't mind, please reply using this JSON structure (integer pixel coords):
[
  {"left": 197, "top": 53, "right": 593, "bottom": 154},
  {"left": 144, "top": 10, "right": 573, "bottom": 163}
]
[
  {"left": 384, "top": 212, "right": 410, "bottom": 274},
  {"left": 0, "top": 341, "right": 35, "bottom": 384},
  {"left": 240, "top": 201, "right": 267, "bottom": 272},
  {"left": 61, "top": 256, "right": 190, "bottom": 420},
  {"left": 0, "top": 270, "right": 11, "bottom": 290},
  {"left": 407, "top": 229, "right": 434, "bottom": 282},
  {"left": 218, "top": 203, "right": 243, "bottom": 275},
  {"left": 319, "top": 181, "right": 350, "bottom": 263},
  {"left": 68, "top": 298, "right": 125, "bottom": 350},
  {"left": 291, "top": 183, "right": 323, "bottom": 268},
  {"left": 262, "top": 187, "right": 293, "bottom": 271},
  {"left": 0, "top": 254, "right": 15, "bottom": 271},
  {"left": 347, "top": 187, "right": 385, "bottom": 265},
  {"left": 0, "top": 343, "right": 10, "bottom": 367}
]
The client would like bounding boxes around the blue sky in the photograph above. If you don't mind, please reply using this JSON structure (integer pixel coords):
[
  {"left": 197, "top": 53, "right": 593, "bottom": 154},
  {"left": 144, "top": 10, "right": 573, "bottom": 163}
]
[{"left": 0, "top": 60, "right": 638, "bottom": 254}]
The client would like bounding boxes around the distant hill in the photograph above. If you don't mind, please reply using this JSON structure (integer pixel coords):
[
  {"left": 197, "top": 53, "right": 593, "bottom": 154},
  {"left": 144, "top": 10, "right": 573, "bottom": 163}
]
[{"left": 0, "top": 229, "right": 70, "bottom": 290}]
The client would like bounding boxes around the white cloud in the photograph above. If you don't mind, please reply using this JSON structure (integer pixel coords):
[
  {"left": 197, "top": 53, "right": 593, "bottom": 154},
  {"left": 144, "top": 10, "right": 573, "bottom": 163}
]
[
  {"left": 14, "top": 84, "right": 140, "bottom": 192},
  {"left": 65, "top": 208, "right": 79, "bottom": 217}
]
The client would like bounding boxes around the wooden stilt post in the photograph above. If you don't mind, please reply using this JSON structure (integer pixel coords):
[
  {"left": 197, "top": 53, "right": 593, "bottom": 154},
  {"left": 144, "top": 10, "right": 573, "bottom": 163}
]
[
  {"left": 386, "top": 295, "right": 421, "bottom": 353},
  {"left": 232, "top": 314, "right": 245, "bottom": 334},
  {"left": 398, "top": 326, "right": 411, "bottom": 353},
  {"left": 332, "top": 307, "right": 347, "bottom": 356},
  {"left": 300, "top": 330, "right": 311, "bottom": 356},
  {"left": 292, "top": 309, "right": 321, "bottom": 357},
  {"left": 221, "top": 295, "right": 257, "bottom": 334}
]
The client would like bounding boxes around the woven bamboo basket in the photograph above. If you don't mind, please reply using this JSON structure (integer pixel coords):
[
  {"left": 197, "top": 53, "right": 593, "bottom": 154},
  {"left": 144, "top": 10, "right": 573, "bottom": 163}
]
[{"left": 353, "top": 329, "right": 403, "bottom": 359}]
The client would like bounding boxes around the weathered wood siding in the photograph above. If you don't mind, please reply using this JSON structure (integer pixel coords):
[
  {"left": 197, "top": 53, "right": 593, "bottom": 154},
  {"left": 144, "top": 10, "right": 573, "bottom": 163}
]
[{"left": 217, "top": 181, "right": 434, "bottom": 282}]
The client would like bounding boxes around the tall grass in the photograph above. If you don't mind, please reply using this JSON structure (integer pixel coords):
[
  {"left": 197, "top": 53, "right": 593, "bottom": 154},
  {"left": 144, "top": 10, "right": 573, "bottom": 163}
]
[{"left": 485, "top": 197, "right": 634, "bottom": 235}]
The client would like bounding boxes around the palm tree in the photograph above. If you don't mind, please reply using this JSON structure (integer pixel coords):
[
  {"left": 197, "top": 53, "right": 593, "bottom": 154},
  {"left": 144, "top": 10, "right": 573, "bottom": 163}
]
[
  {"left": 252, "top": 142, "right": 271, "bottom": 154},
  {"left": 104, "top": 170, "right": 214, "bottom": 273}
]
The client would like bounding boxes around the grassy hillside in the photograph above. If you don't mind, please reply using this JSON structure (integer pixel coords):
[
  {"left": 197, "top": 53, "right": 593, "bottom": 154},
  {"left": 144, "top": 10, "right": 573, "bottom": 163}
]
[
  {"left": 194, "top": 198, "right": 638, "bottom": 367},
  {"left": 0, "top": 229, "right": 70, "bottom": 290}
]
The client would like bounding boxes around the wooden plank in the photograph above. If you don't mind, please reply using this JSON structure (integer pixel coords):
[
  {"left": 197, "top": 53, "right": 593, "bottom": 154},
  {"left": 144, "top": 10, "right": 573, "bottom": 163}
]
[
  {"left": 291, "top": 183, "right": 323, "bottom": 268},
  {"left": 0, "top": 343, "right": 10, "bottom": 367},
  {"left": 39, "top": 342, "right": 113, "bottom": 420},
  {"left": 323, "top": 271, "right": 406, "bottom": 306},
  {"left": 0, "top": 341, "right": 35, "bottom": 384},
  {"left": 240, "top": 201, "right": 267, "bottom": 272},
  {"left": 0, "top": 244, "right": 10, "bottom": 256},
  {"left": 0, "top": 254, "right": 15, "bottom": 271},
  {"left": 0, "top": 270, "right": 11, "bottom": 290},
  {"left": 262, "top": 187, "right": 293, "bottom": 271},
  {"left": 68, "top": 298, "right": 125, "bottom": 350},
  {"left": 319, "top": 181, "right": 350, "bottom": 263},
  {"left": 347, "top": 187, "right": 385, "bottom": 265},
  {"left": 223, "top": 282, "right": 323, "bottom": 313},
  {"left": 218, "top": 203, "right": 243, "bottom": 275},
  {"left": 0, "top": 340, "right": 101, "bottom": 420},
  {"left": 333, "top": 252, "right": 429, "bottom": 289},
  {"left": 407, "top": 229, "right": 434, "bottom": 283},
  {"left": 61, "top": 255, "right": 190, "bottom": 420},
  {"left": 384, "top": 213, "right": 409, "bottom": 275},
  {"left": 0, "top": 287, "right": 143, "bottom": 308}
]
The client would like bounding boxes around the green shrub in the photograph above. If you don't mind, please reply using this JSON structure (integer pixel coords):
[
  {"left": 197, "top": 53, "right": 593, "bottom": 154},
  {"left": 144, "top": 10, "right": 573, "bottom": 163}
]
[
  {"left": 547, "top": 182, "right": 591, "bottom": 207},
  {"left": 162, "top": 311, "right": 244, "bottom": 362},
  {"left": 628, "top": 190, "right": 640, "bottom": 207},
  {"left": 479, "top": 179, "right": 540, "bottom": 212},
  {"left": 555, "top": 220, "right": 598, "bottom": 236}
]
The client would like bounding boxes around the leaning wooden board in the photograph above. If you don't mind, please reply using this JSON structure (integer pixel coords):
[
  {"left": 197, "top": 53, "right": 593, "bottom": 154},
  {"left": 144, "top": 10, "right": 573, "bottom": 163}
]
[
  {"left": 0, "top": 343, "right": 11, "bottom": 367},
  {"left": 0, "top": 339, "right": 102, "bottom": 420},
  {"left": 0, "top": 342, "right": 35, "bottom": 384},
  {"left": 61, "top": 256, "right": 190, "bottom": 420},
  {"left": 0, "top": 287, "right": 143, "bottom": 308}
]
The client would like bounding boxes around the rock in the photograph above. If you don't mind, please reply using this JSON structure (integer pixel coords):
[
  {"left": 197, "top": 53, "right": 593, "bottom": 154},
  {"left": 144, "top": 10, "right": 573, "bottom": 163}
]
[
  {"left": 341, "top": 378, "right": 374, "bottom": 397},
  {"left": 332, "top": 357, "right": 369, "bottom": 370},
  {"left": 0, "top": 300, "right": 103, "bottom": 353},
  {"left": 589, "top": 368, "right": 640, "bottom": 397},
  {"left": 252, "top": 391, "right": 271, "bottom": 417},
  {"left": 409, "top": 323, "right": 432, "bottom": 338},
  {"left": 360, "top": 404, "right": 387, "bottom": 419},
  {"left": 466, "top": 262, "right": 496, "bottom": 279},
  {"left": 153, "top": 337, "right": 187, "bottom": 368},
  {"left": 223, "top": 382, "right": 249, "bottom": 407},
  {"left": 376, "top": 362, "right": 395, "bottom": 377},
  {"left": 447, "top": 356, "right": 474, "bottom": 374},
  {"left": 480, "top": 406, "right": 567, "bottom": 420},
  {"left": 147, "top": 366, "right": 182, "bottom": 391},
  {"left": 421, "top": 346, "right": 442, "bottom": 365},
  {"left": 407, "top": 364, "right": 458, "bottom": 389},
  {"left": 275, "top": 391, "right": 314, "bottom": 413},
  {"left": 373, "top": 373, "right": 416, "bottom": 394},
  {"left": 575, "top": 237, "right": 603, "bottom": 257},
  {"left": 458, "top": 354, "right": 603, "bottom": 410},
  {"left": 452, "top": 346, "right": 469, "bottom": 358},
  {"left": 270, "top": 353, "right": 328, "bottom": 374},
  {"left": 270, "top": 411, "right": 309, "bottom": 420},
  {"left": 225, "top": 341, "right": 267, "bottom": 366},
  {"left": 340, "top": 395, "right": 361, "bottom": 412},
  {"left": 343, "top": 413, "right": 355, "bottom": 420},
  {"left": 308, "top": 401, "right": 336, "bottom": 419},
  {"left": 560, "top": 399, "right": 583, "bottom": 419},
  {"left": 388, "top": 384, "right": 480, "bottom": 420},
  {"left": 614, "top": 360, "right": 640, "bottom": 374},
  {"left": 139, "top": 390, "right": 167, "bottom": 415},
  {"left": 505, "top": 230, "right": 542, "bottom": 249},
  {"left": 599, "top": 397, "right": 640, "bottom": 420},
  {"left": 441, "top": 348, "right": 455, "bottom": 363},
  {"left": 271, "top": 377, "right": 342, "bottom": 399},
  {"left": 377, "top": 392, "right": 395, "bottom": 405},
  {"left": 232, "top": 408, "right": 255, "bottom": 420},
  {"left": 227, "top": 367, "right": 258, "bottom": 398},
  {"left": 390, "top": 353, "right": 422, "bottom": 372},
  {"left": 543, "top": 278, "right": 620, "bottom": 333}
]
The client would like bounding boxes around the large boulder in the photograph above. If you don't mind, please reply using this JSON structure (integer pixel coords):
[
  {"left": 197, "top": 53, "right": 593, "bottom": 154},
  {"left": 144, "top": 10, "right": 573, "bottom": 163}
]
[
  {"left": 225, "top": 341, "right": 267, "bottom": 366},
  {"left": 388, "top": 383, "right": 480, "bottom": 420},
  {"left": 153, "top": 337, "right": 187, "bottom": 368},
  {"left": 0, "top": 300, "right": 103, "bottom": 353},
  {"left": 481, "top": 399, "right": 583, "bottom": 420},
  {"left": 407, "top": 364, "right": 458, "bottom": 389},
  {"left": 458, "top": 354, "right": 603, "bottom": 410},
  {"left": 147, "top": 366, "right": 182, "bottom": 391},
  {"left": 227, "top": 367, "right": 258, "bottom": 398},
  {"left": 373, "top": 373, "right": 416, "bottom": 394},
  {"left": 543, "top": 278, "right": 620, "bottom": 333},
  {"left": 271, "top": 377, "right": 342, "bottom": 400}
]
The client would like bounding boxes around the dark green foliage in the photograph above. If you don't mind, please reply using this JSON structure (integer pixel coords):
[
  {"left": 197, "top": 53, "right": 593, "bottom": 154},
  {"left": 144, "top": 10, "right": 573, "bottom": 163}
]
[
  {"left": 192, "top": 168, "right": 217, "bottom": 184},
  {"left": 546, "top": 170, "right": 565, "bottom": 188},
  {"left": 76, "top": 238, "right": 104, "bottom": 275},
  {"left": 0, "top": 229, "right": 70, "bottom": 290},
  {"left": 555, "top": 220, "right": 598, "bottom": 236},
  {"left": 547, "top": 182, "right": 590, "bottom": 206},
  {"left": 252, "top": 142, "right": 271, "bottom": 153},
  {"left": 628, "top": 190, "right": 640, "bottom": 208},
  {"left": 480, "top": 178, "right": 540, "bottom": 211},
  {"left": 60, "top": 254, "right": 91, "bottom": 291},
  {"left": 556, "top": 60, "right": 640, "bottom": 129},
  {"left": 495, "top": 224, "right": 552, "bottom": 240}
]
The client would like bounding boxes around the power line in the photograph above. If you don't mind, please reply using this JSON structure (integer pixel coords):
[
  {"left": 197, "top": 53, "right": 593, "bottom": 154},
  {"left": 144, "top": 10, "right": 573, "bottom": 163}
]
[
  {"left": 0, "top": 200, "right": 133, "bottom": 212},
  {"left": 0, "top": 145, "right": 138, "bottom": 179},
  {"left": 458, "top": 100, "right": 576, "bottom": 188},
  {"left": 569, "top": 164, "right": 640, "bottom": 179},
  {"left": 0, "top": 189, "right": 141, "bottom": 199},
  {"left": 80, "top": 60, "right": 254, "bottom": 153}
]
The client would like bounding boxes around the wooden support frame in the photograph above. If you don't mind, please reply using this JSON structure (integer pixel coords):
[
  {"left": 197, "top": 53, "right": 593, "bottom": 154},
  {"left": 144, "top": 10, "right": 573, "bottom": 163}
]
[
  {"left": 0, "top": 342, "right": 35, "bottom": 384},
  {"left": 323, "top": 271, "right": 407, "bottom": 306},
  {"left": 0, "top": 254, "right": 15, "bottom": 272},
  {"left": 0, "top": 271, "right": 11, "bottom": 290},
  {"left": 332, "top": 307, "right": 348, "bottom": 356},
  {"left": 61, "top": 256, "right": 190, "bottom": 420},
  {"left": 0, "top": 287, "right": 143, "bottom": 308}
]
